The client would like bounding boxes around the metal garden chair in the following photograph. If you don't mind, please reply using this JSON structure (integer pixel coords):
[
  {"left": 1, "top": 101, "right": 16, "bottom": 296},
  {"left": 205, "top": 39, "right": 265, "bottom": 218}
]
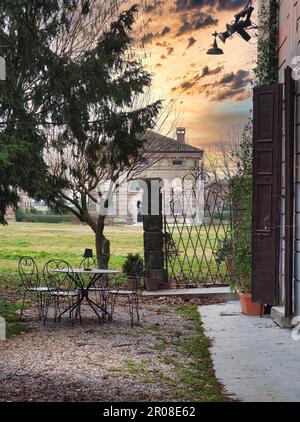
[
  {"left": 80, "top": 258, "right": 122, "bottom": 322},
  {"left": 79, "top": 256, "right": 108, "bottom": 309},
  {"left": 18, "top": 256, "right": 49, "bottom": 320},
  {"left": 109, "top": 259, "right": 144, "bottom": 327},
  {"left": 42, "top": 260, "right": 80, "bottom": 324}
]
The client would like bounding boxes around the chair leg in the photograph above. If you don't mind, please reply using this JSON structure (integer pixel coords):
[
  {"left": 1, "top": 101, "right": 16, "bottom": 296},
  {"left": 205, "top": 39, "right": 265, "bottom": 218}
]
[
  {"left": 128, "top": 295, "right": 135, "bottom": 328},
  {"left": 127, "top": 294, "right": 140, "bottom": 327},
  {"left": 43, "top": 296, "right": 51, "bottom": 325},
  {"left": 55, "top": 297, "right": 60, "bottom": 322},
  {"left": 37, "top": 292, "right": 45, "bottom": 321},
  {"left": 109, "top": 294, "right": 117, "bottom": 321},
  {"left": 135, "top": 294, "right": 140, "bottom": 325},
  {"left": 19, "top": 291, "right": 28, "bottom": 321}
]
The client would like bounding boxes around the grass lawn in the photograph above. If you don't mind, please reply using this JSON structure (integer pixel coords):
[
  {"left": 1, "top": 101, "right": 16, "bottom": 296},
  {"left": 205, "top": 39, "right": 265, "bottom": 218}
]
[
  {"left": 0, "top": 298, "right": 29, "bottom": 337},
  {"left": 0, "top": 222, "right": 144, "bottom": 282},
  {"left": 0, "top": 220, "right": 229, "bottom": 287}
]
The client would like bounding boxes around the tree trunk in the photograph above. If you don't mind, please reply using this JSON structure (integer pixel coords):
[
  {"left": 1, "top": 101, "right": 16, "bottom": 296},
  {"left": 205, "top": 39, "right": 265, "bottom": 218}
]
[{"left": 95, "top": 215, "right": 110, "bottom": 268}]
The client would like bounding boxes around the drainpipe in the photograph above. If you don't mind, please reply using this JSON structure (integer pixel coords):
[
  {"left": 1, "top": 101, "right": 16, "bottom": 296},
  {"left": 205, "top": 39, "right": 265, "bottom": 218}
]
[{"left": 295, "top": 184, "right": 300, "bottom": 316}]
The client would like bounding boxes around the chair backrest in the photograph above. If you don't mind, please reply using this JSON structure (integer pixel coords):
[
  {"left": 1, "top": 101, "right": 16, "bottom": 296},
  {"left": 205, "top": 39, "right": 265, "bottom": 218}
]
[
  {"left": 43, "top": 260, "right": 74, "bottom": 293},
  {"left": 18, "top": 257, "right": 40, "bottom": 289}
]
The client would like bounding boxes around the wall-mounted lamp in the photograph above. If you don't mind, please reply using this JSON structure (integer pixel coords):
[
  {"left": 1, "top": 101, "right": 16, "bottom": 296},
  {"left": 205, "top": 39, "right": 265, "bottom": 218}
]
[
  {"left": 206, "top": 1, "right": 257, "bottom": 55},
  {"left": 206, "top": 32, "right": 224, "bottom": 55}
]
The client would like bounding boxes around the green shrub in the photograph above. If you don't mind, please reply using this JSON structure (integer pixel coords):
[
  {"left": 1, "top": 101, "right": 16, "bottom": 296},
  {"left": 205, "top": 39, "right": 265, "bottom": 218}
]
[
  {"left": 16, "top": 211, "right": 72, "bottom": 224},
  {"left": 122, "top": 253, "right": 144, "bottom": 277},
  {"left": 229, "top": 176, "right": 252, "bottom": 291}
]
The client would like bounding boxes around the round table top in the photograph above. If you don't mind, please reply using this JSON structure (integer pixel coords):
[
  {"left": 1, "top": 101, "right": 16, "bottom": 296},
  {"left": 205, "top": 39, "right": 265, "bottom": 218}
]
[{"left": 53, "top": 268, "right": 120, "bottom": 275}]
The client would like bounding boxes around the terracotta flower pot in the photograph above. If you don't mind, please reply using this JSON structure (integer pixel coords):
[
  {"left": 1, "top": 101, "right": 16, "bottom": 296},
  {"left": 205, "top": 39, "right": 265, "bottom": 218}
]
[
  {"left": 239, "top": 292, "right": 262, "bottom": 316},
  {"left": 127, "top": 277, "right": 139, "bottom": 291}
]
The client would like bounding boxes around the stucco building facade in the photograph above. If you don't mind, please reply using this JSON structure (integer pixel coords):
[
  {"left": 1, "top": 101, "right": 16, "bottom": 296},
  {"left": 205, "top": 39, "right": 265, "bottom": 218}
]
[{"left": 93, "top": 128, "right": 204, "bottom": 225}]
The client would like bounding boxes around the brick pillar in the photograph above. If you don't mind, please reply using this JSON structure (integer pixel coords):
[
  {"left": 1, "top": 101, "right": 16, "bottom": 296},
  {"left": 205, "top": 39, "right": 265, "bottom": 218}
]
[{"left": 143, "top": 179, "right": 168, "bottom": 291}]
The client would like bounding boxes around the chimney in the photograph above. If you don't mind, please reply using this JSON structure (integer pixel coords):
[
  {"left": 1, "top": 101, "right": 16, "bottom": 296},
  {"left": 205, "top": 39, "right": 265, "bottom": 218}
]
[{"left": 176, "top": 127, "right": 186, "bottom": 143}]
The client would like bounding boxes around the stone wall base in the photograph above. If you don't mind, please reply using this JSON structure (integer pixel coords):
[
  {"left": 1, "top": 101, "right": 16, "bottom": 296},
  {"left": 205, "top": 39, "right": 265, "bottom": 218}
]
[{"left": 271, "top": 306, "right": 295, "bottom": 329}]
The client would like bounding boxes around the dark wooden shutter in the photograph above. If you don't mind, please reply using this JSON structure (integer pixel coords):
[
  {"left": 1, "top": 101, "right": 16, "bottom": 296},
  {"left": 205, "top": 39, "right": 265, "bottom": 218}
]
[{"left": 252, "top": 84, "right": 283, "bottom": 305}]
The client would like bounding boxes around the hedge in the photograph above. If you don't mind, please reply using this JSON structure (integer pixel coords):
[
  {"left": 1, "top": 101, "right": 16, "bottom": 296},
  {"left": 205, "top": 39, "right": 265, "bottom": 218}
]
[{"left": 16, "top": 212, "right": 72, "bottom": 224}]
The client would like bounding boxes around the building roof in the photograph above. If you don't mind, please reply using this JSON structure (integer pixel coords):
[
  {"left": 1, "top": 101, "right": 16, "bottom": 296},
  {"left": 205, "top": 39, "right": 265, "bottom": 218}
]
[{"left": 142, "top": 131, "right": 203, "bottom": 154}]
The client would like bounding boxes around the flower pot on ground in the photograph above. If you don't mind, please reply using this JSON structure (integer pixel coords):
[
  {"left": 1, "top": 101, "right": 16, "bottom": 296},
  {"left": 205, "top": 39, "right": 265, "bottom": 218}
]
[
  {"left": 238, "top": 292, "right": 262, "bottom": 316},
  {"left": 126, "top": 276, "right": 140, "bottom": 291},
  {"left": 122, "top": 253, "right": 144, "bottom": 290},
  {"left": 237, "top": 274, "right": 262, "bottom": 316}
]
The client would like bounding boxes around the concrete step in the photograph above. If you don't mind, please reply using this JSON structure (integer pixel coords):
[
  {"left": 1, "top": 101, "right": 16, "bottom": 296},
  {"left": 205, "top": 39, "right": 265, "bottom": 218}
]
[{"left": 142, "top": 286, "right": 237, "bottom": 301}]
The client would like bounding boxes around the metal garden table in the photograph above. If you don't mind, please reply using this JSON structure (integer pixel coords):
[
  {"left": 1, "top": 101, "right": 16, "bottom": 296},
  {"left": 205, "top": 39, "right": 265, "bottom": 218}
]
[{"left": 53, "top": 268, "right": 120, "bottom": 322}]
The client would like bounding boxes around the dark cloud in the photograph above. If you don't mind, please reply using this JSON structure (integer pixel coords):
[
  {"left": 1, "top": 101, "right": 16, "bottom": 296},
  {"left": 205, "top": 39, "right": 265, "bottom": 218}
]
[
  {"left": 177, "top": 12, "right": 218, "bottom": 35},
  {"left": 141, "top": 32, "right": 156, "bottom": 44},
  {"left": 172, "top": 72, "right": 202, "bottom": 93},
  {"left": 187, "top": 36, "right": 197, "bottom": 48},
  {"left": 217, "top": 0, "right": 246, "bottom": 11},
  {"left": 177, "top": 21, "right": 192, "bottom": 35},
  {"left": 200, "top": 65, "right": 224, "bottom": 78},
  {"left": 194, "top": 14, "right": 218, "bottom": 29},
  {"left": 156, "top": 41, "right": 170, "bottom": 47},
  {"left": 202, "top": 69, "right": 252, "bottom": 102},
  {"left": 176, "top": 0, "right": 209, "bottom": 10},
  {"left": 161, "top": 26, "right": 171, "bottom": 36},
  {"left": 141, "top": 26, "right": 171, "bottom": 45},
  {"left": 145, "top": 0, "right": 166, "bottom": 13},
  {"left": 219, "top": 70, "right": 251, "bottom": 88},
  {"left": 176, "top": 0, "right": 246, "bottom": 11},
  {"left": 171, "top": 68, "right": 251, "bottom": 101}
]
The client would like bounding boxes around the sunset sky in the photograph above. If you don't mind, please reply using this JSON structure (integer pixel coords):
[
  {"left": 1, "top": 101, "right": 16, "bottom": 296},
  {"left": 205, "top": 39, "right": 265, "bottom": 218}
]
[{"left": 135, "top": 0, "right": 257, "bottom": 149}]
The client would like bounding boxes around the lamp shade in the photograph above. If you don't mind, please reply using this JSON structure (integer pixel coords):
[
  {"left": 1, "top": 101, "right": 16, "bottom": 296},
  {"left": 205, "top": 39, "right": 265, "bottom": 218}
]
[
  {"left": 218, "top": 31, "right": 230, "bottom": 44},
  {"left": 206, "top": 38, "right": 224, "bottom": 55},
  {"left": 83, "top": 248, "right": 93, "bottom": 259}
]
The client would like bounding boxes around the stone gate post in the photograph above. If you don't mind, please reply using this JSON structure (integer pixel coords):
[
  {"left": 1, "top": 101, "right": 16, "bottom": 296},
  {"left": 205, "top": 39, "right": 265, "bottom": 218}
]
[{"left": 142, "top": 179, "right": 168, "bottom": 291}]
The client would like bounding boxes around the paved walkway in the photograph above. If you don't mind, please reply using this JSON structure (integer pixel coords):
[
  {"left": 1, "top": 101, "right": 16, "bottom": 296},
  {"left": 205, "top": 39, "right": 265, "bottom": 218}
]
[{"left": 200, "top": 301, "right": 300, "bottom": 402}]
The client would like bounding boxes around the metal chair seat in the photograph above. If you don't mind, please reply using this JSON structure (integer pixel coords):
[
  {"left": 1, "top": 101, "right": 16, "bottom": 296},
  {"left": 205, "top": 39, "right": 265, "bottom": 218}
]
[
  {"left": 87, "top": 287, "right": 107, "bottom": 292},
  {"left": 110, "top": 290, "right": 138, "bottom": 295},
  {"left": 50, "top": 290, "right": 79, "bottom": 297},
  {"left": 27, "top": 287, "right": 49, "bottom": 292}
]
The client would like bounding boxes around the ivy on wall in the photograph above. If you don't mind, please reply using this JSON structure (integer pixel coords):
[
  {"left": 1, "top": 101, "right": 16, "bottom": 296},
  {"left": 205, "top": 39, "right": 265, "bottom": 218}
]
[{"left": 254, "top": 0, "right": 279, "bottom": 85}]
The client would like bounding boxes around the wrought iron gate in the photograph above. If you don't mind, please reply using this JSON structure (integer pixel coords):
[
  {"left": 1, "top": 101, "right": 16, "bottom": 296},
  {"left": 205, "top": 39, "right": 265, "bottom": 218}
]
[{"left": 163, "top": 175, "right": 233, "bottom": 287}]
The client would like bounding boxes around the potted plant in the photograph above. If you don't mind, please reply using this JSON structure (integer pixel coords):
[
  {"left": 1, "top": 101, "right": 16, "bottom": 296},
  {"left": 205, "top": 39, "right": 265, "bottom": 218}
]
[
  {"left": 122, "top": 254, "right": 144, "bottom": 290},
  {"left": 231, "top": 243, "right": 262, "bottom": 316},
  {"left": 215, "top": 237, "right": 234, "bottom": 276}
]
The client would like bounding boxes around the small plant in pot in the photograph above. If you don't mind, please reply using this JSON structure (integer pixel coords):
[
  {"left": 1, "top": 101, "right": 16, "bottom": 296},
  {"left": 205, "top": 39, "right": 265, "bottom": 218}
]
[
  {"left": 231, "top": 243, "right": 262, "bottom": 316},
  {"left": 215, "top": 237, "right": 234, "bottom": 276},
  {"left": 122, "top": 254, "right": 144, "bottom": 290}
]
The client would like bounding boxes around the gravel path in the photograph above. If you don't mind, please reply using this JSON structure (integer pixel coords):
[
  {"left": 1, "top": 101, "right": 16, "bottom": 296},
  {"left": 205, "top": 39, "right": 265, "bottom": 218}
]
[{"left": 0, "top": 297, "right": 205, "bottom": 402}]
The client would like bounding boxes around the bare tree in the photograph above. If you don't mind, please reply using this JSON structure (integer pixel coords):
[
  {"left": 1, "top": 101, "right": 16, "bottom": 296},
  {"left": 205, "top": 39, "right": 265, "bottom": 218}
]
[
  {"left": 39, "top": 6, "right": 181, "bottom": 268},
  {"left": 204, "top": 121, "right": 253, "bottom": 183}
]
